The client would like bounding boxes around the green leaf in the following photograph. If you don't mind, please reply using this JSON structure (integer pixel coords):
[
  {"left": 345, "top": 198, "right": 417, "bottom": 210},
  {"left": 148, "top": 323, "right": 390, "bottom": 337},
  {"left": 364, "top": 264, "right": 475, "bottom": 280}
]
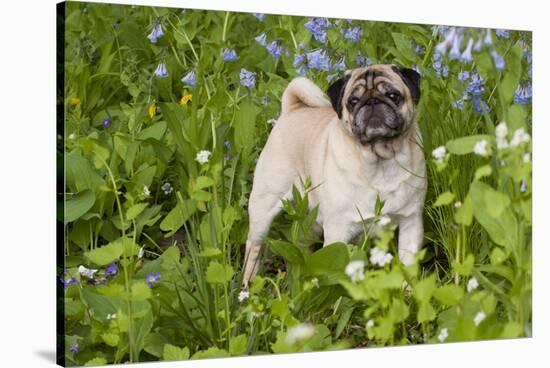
[
  {"left": 388, "top": 298, "right": 409, "bottom": 324},
  {"left": 191, "top": 347, "right": 229, "bottom": 360},
  {"left": 138, "top": 121, "right": 167, "bottom": 140},
  {"left": 233, "top": 100, "right": 257, "bottom": 154},
  {"left": 131, "top": 282, "right": 152, "bottom": 301},
  {"left": 163, "top": 344, "right": 190, "bottom": 361},
  {"left": 433, "top": 191, "right": 455, "bottom": 207},
  {"left": 65, "top": 190, "right": 96, "bottom": 222},
  {"left": 413, "top": 274, "right": 437, "bottom": 304},
  {"left": 229, "top": 334, "right": 248, "bottom": 356},
  {"left": 474, "top": 165, "right": 492, "bottom": 181},
  {"left": 452, "top": 253, "right": 475, "bottom": 277},
  {"left": 499, "top": 45, "right": 523, "bottom": 106},
  {"left": 446, "top": 135, "right": 490, "bottom": 155},
  {"left": 101, "top": 332, "right": 120, "bottom": 347},
  {"left": 159, "top": 199, "right": 197, "bottom": 235},
  {"left": 197, "top": 247, "right": 222, "bottom": 257},
  {"left": 267, "top": 239, "right": 305, "bottom": 266},
  {"left": 455, "top": 194, "right": 473, "bottom": 226},
  {"left": 205, "top": 261, "right": 234, "bottom": 284},
  {"left": 417, "top": 302, "right": 436, "bottom": 323},
  {"left": 433, "top": 284, "right": 464, "bottom": 305},
  {"left": 126, "top": 203, "right": 148, "bottom": 221},
  {"left": 84, "top": 358, "right": 107, "bottom": 366},
  {"left": 130, "top": 311, "right": 153, "bottom": 359},
  {"left": 304, "top": 242, "right": 349, "bottom": 283},
  {"left": 391, "top": 33, "right": 416, "bottom": 62},
  {"left": 193, "top": 176, "right": 215, "bottom": 190},
  {"left": 84, "top": 241, "right": 123, "bottom": 266}
]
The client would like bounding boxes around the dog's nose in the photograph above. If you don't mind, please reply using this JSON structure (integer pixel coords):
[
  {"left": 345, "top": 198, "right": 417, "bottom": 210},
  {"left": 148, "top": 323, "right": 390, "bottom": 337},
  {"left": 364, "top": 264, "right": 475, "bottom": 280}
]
[{"left": 366, "top": 97, "right": 380, "bottom": 106}]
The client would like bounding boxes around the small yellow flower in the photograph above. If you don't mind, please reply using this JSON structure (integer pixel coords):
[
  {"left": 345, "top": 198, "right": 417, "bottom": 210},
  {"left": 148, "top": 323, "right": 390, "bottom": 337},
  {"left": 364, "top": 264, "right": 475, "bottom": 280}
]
[
  {"left": 148, "top": 103, "right": 156, "bottom": 119},
  {"left": 70, "top": 98, "right": 81, "bottom": 106},
  {"left": 180, "top": 94, "right": 193, "bottom": 105}
]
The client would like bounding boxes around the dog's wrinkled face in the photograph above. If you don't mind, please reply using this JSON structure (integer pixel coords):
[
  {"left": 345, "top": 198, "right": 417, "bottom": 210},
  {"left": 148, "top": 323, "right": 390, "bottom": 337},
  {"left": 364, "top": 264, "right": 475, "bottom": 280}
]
[{"left": 327, "top": 64, "right": 421, "bottom": 146}]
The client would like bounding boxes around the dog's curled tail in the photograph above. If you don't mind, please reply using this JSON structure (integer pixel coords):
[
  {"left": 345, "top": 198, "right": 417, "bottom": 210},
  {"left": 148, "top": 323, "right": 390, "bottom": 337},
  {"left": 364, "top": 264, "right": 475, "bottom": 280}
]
[{"left": 281, "top": 77, "right": 331, "bottom": 114}]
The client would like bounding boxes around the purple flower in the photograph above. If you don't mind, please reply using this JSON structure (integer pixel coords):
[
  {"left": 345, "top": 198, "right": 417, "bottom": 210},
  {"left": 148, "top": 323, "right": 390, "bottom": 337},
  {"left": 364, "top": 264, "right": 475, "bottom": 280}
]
[
  {"left": 69, "top": 343, "right": 79, "bottom": 353},
  {"left": 255, "top": 33, "right": 267, "bottom": 46},
  {"left": 473, "top": 96, "right": 490, "bottom": 114},
  {"left": 491, "top": 50, "right": 505, "bottom": 71},
  {"left": 514, "top": 82, "right": 532, "bottom": 105},
  {"left": 495, "top": 29, "right": 510, "bottom": 39},
  {"left": 222, "top": 48, "right": 238, "bottom": 62},
  {"left": 458, "top": 70, "right": 470, "bottom": 82},
  {"left": 484, "top": 29, "right": 492, "bottom": 46},
  {"left": 520, "top": 179, "right": 527, "bottom": 193},
  {"left": 105, "top": 262, "right": 118, "bottom": 276},
  {"left": 356, "top": 51, "right": 373, "bottom": 67},
  {"left": 327, "top": 73, "right": 338, "bottom": 83},
  {"left": 332, "top": 57, "right": 346, "bottom": 72},
  {"left": 433, "top": 59, "right": 447, "bottom": 77},
  {"left": 253, "top": 13, "right": 266, "bottom": 21},
  {"left": 304, "top": 18, "right": 331, "bottom": 43},
  {"left": 62, "top": 277, "right": 77, "bottom": 289},
  {"left": 449, "top": 34, "right": 463, "bottom": 60},
  {"left": 297, "top": 65, "right": 308, "bottom": 76},
  {"left": 467, "top": 72, "right": 485, "bottom": 96},
  {"left": 101, "top": 117, "right": 112, "bottom": 128},
  {"left": 453, "top": 99, "right": 465, "bottom": 110},
  {"left": 415, "top": 45, "right": 424, "bottom": 55},
  {"left": 266, "top": 41, "right": 283, "bottom": 59},
  {"left": 240, "top": 68, "right": 256, "bottom": 89},
  {"left": 145, "top": 273, "right": 160, "bottom": 287},
  {"left": 343, "top": 26, "right": 362, "bottom": 43},
  {"left": 153, "top": 62, "right": 169, "bottom": 78},
  {"left": 294, "top": 53, "right": 306, "bottom": 68},
  {"left": 473, "top": 37, "right": 483, "bottom": 52},
  {"left": 306, "top": 49, "right": 331, "bottom": 71},
  {"left": 461, "top": 38, "right": 474, "bottom": 63},
  {"left": 147, "top": 23, "right": 164, "bottom": 43},
  {"left": 181, "top": 70, "right": 196, "bottom": 86}
]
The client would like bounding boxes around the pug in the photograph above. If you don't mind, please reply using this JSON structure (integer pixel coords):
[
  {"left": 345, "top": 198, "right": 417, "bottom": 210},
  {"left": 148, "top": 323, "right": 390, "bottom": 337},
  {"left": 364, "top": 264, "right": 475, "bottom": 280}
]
[{"left": 243, "top": 65, "right": 427, "bottom": 285}]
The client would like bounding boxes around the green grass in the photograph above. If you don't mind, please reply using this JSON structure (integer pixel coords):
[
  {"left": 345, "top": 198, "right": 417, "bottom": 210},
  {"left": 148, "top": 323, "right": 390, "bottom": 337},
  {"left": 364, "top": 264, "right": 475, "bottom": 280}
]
[{"left": 59, "top": 2, "right": 532, "bottom": 366}]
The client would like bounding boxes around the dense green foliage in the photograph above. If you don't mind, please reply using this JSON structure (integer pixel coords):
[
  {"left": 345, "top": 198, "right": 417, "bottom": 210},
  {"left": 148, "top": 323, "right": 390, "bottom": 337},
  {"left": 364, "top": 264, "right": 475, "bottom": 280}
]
[{"left": 59, "top": 2, "right": 532, "bottom": 366}]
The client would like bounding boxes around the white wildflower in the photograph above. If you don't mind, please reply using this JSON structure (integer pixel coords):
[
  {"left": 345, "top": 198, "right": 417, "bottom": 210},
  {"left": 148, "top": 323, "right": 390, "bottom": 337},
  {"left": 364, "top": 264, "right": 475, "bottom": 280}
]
[
  {"left": 473, "top": 139, "right": 489, "bottom": 157},
  {"left": 495, "top": 122, "right": 508, "bottom": 140},
  {"left": 142, "top": 185, "right": 151, "bottom": 197},
  {"left": 267, "top": 118, "right": 278, "bottom": 125},
  {"left": 311, "top": 277, "right": 319, "bottom": 288},
  {"left": 345, "top": 260, "right": 365, "bottom": 283},
  {"left": 473, "top": 311, "right": 486, "bottom": 326},
  {"left": 107, "top": 313, "right": 117, "bottom": 320},
  {"left": 138, "top": 246, "right": 145, "bottom": 259},
  {"left": 432, "top": 146, "right": 447, "bottom": 163},
  {"left": 78, "top": 265, "right": 98, "bottom": 279},
  {"left": 285, "top": 323, "right": 315, "bottom": 344},
  {"left": 369, "top": 247, "right": 393, "bottom": 267},
  {"left": 378, "top": 215, "right": 391, "bottom": 227},
  {"left": 161, "top": 182, "right": 173, "bottom": 195},
  {"left": 195, "top": 150, "right": 212, "bottom": 164},
  {"left": 438, "top": 327, "right": 449, "bottom": 342},
  {"left": 238, "top": 290, "right": 250, "bottom": 303},
  {"left": 523, "top": 153, "right": 531, "bottom": 163},
  {"left": 68, "top": 133, "right": 75, "bottom": 140},
  {"left": 250, "top": 311, "right": 264, "bottom": 318},
  {"left": 454, "top": 201, "right": 462, "bottom": 209},
  {"left": 510, "top": 128, "right": 530, "bottom": 147},
  {"left": 366, "top": 319, "right": 375, "bottom": 328},
  {"left": 467, "top": 277, "right": 479, "bottom": 292},
  {"left": 497, "top": 138, "right": 509, "bottom": 150}
]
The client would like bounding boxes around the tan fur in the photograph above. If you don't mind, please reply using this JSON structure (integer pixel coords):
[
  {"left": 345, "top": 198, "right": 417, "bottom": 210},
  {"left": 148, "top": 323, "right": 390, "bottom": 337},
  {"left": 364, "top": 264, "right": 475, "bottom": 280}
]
[{"left": 243, "top": 66, "right": 427, "bottom": 285}]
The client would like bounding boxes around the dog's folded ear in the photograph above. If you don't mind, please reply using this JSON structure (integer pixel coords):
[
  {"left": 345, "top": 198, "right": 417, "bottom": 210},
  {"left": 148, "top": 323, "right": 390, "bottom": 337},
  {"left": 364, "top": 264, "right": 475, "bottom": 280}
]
[
  {"left": 327, "top": 75, "right": 350, "bottom": 119},
  {"left": 392, "top": 66, "right": 421, "bottom": 104}
]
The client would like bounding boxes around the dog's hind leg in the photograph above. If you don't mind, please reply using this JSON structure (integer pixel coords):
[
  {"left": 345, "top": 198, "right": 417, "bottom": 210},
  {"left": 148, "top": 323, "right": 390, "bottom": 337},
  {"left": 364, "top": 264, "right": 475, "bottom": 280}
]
[{"left": 242, "top": 191, "right": 286, "bottom": 286}]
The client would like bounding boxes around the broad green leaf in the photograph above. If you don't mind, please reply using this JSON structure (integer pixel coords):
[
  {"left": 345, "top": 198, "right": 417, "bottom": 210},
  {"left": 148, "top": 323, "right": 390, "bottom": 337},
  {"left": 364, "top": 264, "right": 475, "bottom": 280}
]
[
  {"left": 389, "top": 298, "right": 409, "bottom": 323},
  {"left": 197, "top": 248, "right": 222, "bottom": 257},
  {"left": 131, "top": 281, "right": 152, "bottom": 301},
  {"left": 304, "top": 242, "right": 349, "bottom": 283},
  {"left": 101, "top": 332, "right": 120, "bottom": 347},
  {"left": 126, "top": 203, "right": 148, "bottom": 221},
  {"left": 229, "top": 334, "right": 248, "bottom": 356},
  {"left": 193, "top": 176, "right": 215, "bottom": 190},
  {"left": 159, "top": 199, "right": 197, "bottom": 235},
  {"left": 267, "top": 239, "right": 305, "bottom": 266},
  {"left": 474, "top": 165, "right": 492, "bottom": 181},
  {"left": 413, "top": 274, "right": 437, "bottom": 303},
  {"left": 205, "top": 261, "right": 234, "bottom": 284},
  {"left": 499, "top": 45, "right": 523, "bottom": 106},
  {"left": 433, "top": 284, "right": 464, "bottom": 305},
  {"left": 233, "top": 100, "right": 257, "bottom": 154},
  {"left": 191, "top": 347, "right": 229, "bottom": 360},
  {"left": 433, "top": 191, "right": 455, "bottom": 207},
  {"left": 391, "top": 33, "right": 416, "bottom": 61},
  {"left": 65, "top": 190, "right": 96, "bottom": 222},
  {"left": 84, "top": 241, "right": 123, "bottom": 266},
  {"left": 137, "top": 121, "right": 167, "bottom": 140},
  {"left": 455, "top": 193, "right": 473, "bottom": 226},
  {"left": 452, "top": 253, "right": 475, "bottom": 277},
  {"left": 446, "top": 135, "right": 490, "bottom": 155},
  {"left": 85, "top": 358, "right": 107, "bottom": 366},
  {"left": 130, "top": 310, "right": 153, "bottom": 359},
  {"left": 163, "top": 344, "right": 190, "bottom": 361},
  {"left": 417, "top": 302, "right": 436, "bottom": 323}
]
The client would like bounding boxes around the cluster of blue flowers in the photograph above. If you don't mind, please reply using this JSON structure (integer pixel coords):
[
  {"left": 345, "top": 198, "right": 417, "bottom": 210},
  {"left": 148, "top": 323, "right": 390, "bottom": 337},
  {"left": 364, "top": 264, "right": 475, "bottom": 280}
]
[
  {"left": 240, "top": 68, "right": 256, "bottom": 89},
  {"left": 154, "top": 62, "right": 169, "bottom": 78},
  {"left": 304, "top": 17, "right": 331, "bottom": 43},
  {"left": 514, "top": 82, "right": 532, "bottom": 105},
  {"left": 342, "top": 26, "right": 362, "bottom": 43},
  {"left": 252, "top": 13, "right": 266, "bottom": 21},
  {"left": 254, "top": 33, "right": 284, "bottom": 59},
  {"left": 147, "top": 23, "right": 164, "bottom": 43},
  {"left": 222, "top": 48, "right": 238, "bottom": 62}
]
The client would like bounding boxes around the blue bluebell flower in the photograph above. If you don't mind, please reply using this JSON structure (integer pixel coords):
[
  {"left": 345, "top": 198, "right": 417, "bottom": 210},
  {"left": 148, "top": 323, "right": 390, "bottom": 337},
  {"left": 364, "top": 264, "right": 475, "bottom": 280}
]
[
  {"left": 449, "top": 34, "right": 463, "bottom": 60},
  {"left": 461, "top": 38, "right": 474, "bottom": 63},
  {"left": 304, "top": 18, "right": 331, "bottom": 43},
  {"left": 266, "top": 41, "right": 283, "bottom": 59},
  {"left": 153, "top": 62, "right": 169, "bottom": 78},
  {"left": 255, "top": 33, "right": 267, "bottom": 46},
  {"left": 467, "top": 72, "right": 485, "bottom": 97},
  {"left": 473, "top": 96, "right": 490, "bottom": 114},
  {"left": 294, "top": 53, "right": 306, "bottom": 68},
  {"left": 356, "top": 51, "right": 373, "bottom": 67},
  {"left": 327, "top": 73, "right": 339, "bottom": 83},
  {"left": 181, "top": 69, "right": 196, "bottom": 86},
  {"left": 297, "top": 65, "right": 308, "bottom": 76},
  {"left": 69, "top": 343, "right": 79, "bottom": 353},
  {"left": 453, "top": 99, "right": 465, "bottom": 110},
  {"left": 145, "top": 273, "right": 160, "bottom": 287},
  {"left": 105, "top": 262, "right": 118, "bottom": 276},
  {"left": 491, "top": 50, "right": 505, "bottom": 71},
  {"left": 528, "top": 65, "right": 532, "bottom": 78},
  {"left": 473, "top": 37, "right": 483, "bottom": 52},
  {"left": 306, "top": 49, "right": 331, "bottom": 71},
  {"left": 332, "top": 57, "right": 346, "bottom": 72},
  {"left": 458, "top": 70, "right": 470, "bottom": 82},
  {"left": 224, "top": 140, "right": 231, "bottom": 160},
  {"left": 495, "top": 29, "right": 510, "bottom": 39},
  {"left": 435, "top": 27, "right": 456, "bottom": 56},
  {"left": 62, "top": 277, "right": 77, "bottom": 289},
  {"left": 102, "top": 117, "right": 112, "bottom": 128},
  {"left": 514, "top": 82, "right": 532, "bottom": 105},
  {"left": 523, "top": 49, "right": 532, "bottom": 64},
  {"left": 415, "top": 45, "right": 424, "bottom": 55},
  {"left": 253, "top": 13, "right": 266, "bottom": 21},
  {"left": 432, "top": 60, "right": 445, "bottom": 77},
  {"left": 484, "top": 29, "right": 492, "bottom": 46},
  {"left": 222, "top": 48, "right": 238, "bottom": 62},
  {"left": 147, "top": 23, "right": 164, "bottom": 43},
  {"left": 343, "top": 26, "right": 362, "bottom": 43},
  {"left": 520, "top": 179, "right": 527, "bottom": 193},
  {"left": 240, "top": 68, "right": 256, "bottom": 89}
]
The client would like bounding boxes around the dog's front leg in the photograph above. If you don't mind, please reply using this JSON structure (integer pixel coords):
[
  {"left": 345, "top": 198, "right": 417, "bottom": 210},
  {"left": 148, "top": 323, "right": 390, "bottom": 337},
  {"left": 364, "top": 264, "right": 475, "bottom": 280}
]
[{"left": 397, "top": 212, "right": 424, "bottom": 265}]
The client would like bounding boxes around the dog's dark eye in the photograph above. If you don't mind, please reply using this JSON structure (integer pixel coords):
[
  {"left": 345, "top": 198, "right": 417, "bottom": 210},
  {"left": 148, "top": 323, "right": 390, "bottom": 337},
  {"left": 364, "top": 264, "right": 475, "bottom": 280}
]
[
  {"left": 387, "top": 92, "right": 401, "bottom": 103},
  {"left": 349, "top": 96, "right": 360, "bottom": 107}
]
